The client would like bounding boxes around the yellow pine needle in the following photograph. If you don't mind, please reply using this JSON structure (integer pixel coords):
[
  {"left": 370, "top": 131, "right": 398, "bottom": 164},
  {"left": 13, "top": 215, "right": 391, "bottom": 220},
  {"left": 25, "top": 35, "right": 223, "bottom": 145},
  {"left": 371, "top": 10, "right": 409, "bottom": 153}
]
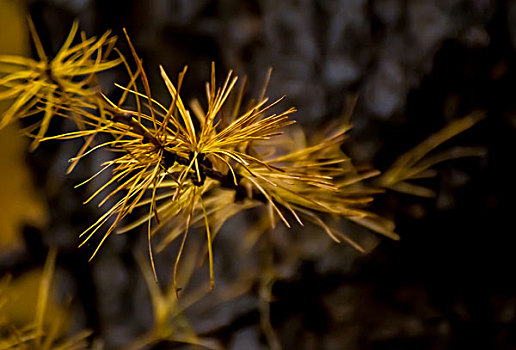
[
  {"left": 123, "top": 28, "right": 156, "bottom": 126},
  {"left": 201, "top": 199, "right": 215, "bottom": 290},
  {"left": 27, "top": 16, "right": 47, "bottom": 61},
  {"left": 34, "top": 248, "right": 57, "bottom": 349},
  {"left": 173, "top": 188, "right": 198, "bottom": 297},
  {"left": 160, "top": 65, "right": 196, "bottom": 145},
  {"left": 66, "top": 132, "right": 97, "bottom": 174}
]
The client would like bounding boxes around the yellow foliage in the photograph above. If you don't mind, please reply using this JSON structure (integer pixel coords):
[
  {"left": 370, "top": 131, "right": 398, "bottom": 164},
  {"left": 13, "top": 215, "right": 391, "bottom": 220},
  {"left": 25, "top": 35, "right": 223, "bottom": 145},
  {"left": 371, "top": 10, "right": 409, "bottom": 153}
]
[{"left": 0, "top": 0, "right": 46, "bottom": 250}]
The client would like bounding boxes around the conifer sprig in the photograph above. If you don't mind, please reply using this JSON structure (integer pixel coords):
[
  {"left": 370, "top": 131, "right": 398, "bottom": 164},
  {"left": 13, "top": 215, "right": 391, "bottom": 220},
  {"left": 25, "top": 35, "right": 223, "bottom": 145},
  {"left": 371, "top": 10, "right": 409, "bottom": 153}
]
[
  {"left": 1, "top": 21, "right": 482, "bottom": 291},
  {"left": 0, "top": 19, "right": 120, "bottom": 149}
]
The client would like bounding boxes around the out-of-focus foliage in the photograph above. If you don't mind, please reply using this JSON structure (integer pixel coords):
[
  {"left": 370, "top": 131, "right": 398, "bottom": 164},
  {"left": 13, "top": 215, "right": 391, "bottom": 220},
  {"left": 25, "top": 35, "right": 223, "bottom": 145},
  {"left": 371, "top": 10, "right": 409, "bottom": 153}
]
[
  {"left": 378, "top": 111, "right": 485, "bottom": 197},
  {"left": 128, "top": 244, "right": 222, "bottom": 350},
  {"left": 0, "top": 0, "right": 46, "bottom": 250},
  {"left": 0, "top": 249, "right": 91, "bottom": 350}
]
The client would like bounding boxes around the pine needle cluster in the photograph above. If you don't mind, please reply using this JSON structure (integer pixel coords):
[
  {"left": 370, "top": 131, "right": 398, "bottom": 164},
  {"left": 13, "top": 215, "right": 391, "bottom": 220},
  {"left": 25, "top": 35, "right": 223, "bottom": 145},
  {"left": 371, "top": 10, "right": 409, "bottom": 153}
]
[
  {"left": 0, "top": 21, "right": 481, "bottom": 292},
  {"left": 0, "top": 19, "right": 119, "bottom": 150}
]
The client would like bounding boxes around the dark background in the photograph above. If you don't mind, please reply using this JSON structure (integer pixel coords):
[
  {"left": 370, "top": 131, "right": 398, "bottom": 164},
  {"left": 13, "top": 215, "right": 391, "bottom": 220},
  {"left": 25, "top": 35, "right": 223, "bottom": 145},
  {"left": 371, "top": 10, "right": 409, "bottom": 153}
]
[{"left": 1, "top": 0, "right": 515, "bottom": 349}]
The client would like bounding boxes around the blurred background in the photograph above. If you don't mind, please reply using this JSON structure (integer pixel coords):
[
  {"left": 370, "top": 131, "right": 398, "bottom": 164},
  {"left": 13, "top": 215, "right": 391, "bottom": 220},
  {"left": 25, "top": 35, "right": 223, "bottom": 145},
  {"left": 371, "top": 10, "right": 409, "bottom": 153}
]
[{"left": 1, "top": 0, "right": 515, "bottom": 349}]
